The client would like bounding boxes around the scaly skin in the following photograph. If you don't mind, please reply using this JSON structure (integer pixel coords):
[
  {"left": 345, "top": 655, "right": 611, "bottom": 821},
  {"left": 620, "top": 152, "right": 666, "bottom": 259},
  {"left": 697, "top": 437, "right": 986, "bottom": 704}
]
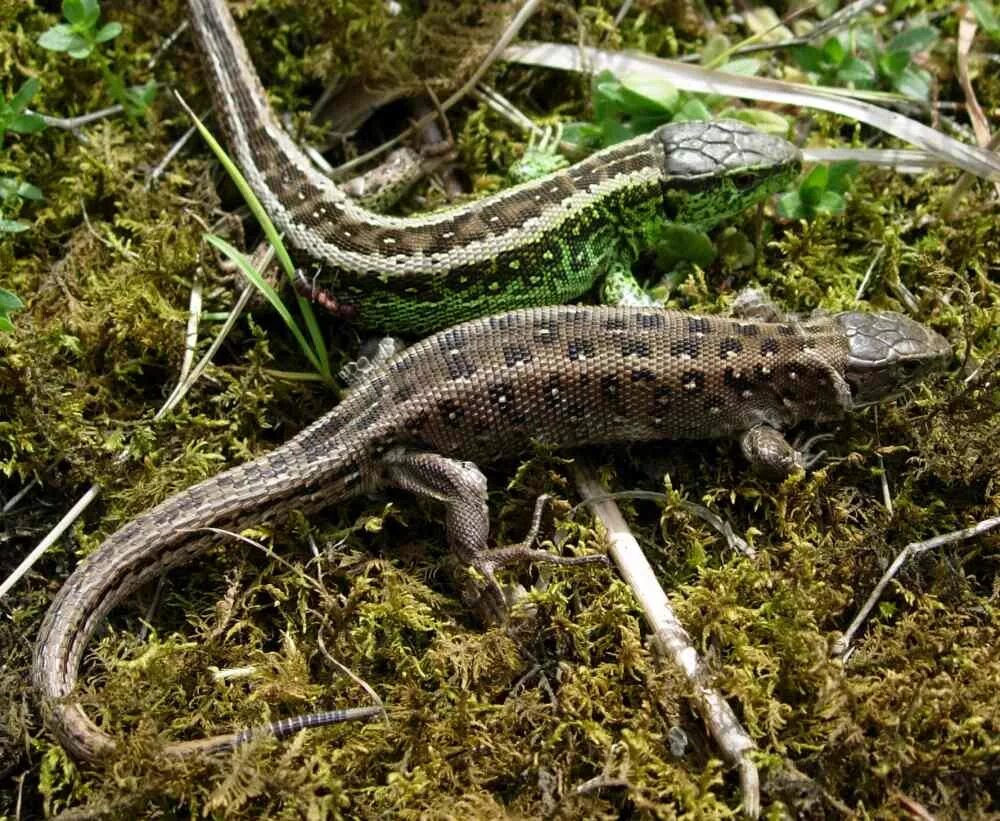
[
  {"left": 32, "top": 304, "right": 950, "bottom": 761},
  {"left": 187, "top": 0, "right": 802, "bottom": 333}
]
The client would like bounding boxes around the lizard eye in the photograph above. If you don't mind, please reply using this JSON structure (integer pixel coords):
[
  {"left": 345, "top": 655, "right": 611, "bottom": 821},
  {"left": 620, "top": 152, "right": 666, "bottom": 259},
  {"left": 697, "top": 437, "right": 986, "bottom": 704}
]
[{"left": 732, "top": 172, "right": 759, "bottom": 188}]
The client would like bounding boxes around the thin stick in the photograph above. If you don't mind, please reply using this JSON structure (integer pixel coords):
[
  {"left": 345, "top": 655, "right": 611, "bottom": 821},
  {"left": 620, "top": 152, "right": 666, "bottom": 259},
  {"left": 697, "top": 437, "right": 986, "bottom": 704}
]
[
  {"left": 331, "top": 0, "right": 543, "bottom": 178},
  {"left": 27, "top": 105, "right": 123, "bottom": 131},
  {"left": 573, "top": 464, "right": 760, "bottom": 819},
  {"left": 2, "top": 478, "right": 38, "bottom": 514},
  {"left": 832, "top": 516, "right": 1000, "bottom": 659},
  {"left": 0, "top": 485, "right": 101, "bottom": 600}
]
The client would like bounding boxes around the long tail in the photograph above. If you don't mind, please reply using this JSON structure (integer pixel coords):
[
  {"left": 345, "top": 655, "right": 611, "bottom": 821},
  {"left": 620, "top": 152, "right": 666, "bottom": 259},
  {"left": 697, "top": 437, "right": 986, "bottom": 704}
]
[{"left": 31, "top": 409, "right": 374, "bottom": 761}]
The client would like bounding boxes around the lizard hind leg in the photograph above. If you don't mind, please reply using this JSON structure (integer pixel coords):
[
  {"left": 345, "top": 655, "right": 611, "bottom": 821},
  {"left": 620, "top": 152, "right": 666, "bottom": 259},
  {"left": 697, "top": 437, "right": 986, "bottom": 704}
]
[{"left": 381, "top": 449, "right": 606, "bottom": 622}]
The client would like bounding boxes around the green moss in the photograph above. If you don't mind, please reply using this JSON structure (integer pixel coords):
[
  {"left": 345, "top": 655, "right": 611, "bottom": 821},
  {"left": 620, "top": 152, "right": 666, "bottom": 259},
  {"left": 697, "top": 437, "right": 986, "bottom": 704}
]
[{"left": 1, "top": 0, "right": 998, "bottom": 819}]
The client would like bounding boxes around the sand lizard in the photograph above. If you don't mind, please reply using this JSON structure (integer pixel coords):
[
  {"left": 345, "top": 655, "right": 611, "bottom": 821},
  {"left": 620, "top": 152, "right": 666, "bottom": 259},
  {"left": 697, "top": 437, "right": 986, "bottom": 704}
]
[
  {"left": 32, "top": 303, "right": 950, "bottom": 760},
  {"left": 187, "top": 0, "right": 802, "bottom": 333}
]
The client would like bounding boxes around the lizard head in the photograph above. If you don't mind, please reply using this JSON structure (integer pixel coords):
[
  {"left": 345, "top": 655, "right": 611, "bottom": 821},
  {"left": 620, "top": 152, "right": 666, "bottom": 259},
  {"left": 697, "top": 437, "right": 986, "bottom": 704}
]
[
  {"left": 836, "top": 311, "right": 952, "bottom": 406},
  {"left": 656, "top": 119, "right": 801, "bottom": 229}
]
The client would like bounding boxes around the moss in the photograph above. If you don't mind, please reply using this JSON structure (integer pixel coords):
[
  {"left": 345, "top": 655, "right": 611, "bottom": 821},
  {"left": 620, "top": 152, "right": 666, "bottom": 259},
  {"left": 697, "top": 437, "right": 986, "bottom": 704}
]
[{"left": 1, "top": 1, "right": 998, "bottom": 819}]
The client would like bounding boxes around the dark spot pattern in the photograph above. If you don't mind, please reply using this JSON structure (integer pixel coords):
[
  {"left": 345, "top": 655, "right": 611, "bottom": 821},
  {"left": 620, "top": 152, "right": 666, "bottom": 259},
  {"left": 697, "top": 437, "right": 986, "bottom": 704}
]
[
  {"left": 687, "top": 317, "right": 711, "bottom": 335},
  {"left": 778, "top": 325, "right": 796, "bottom": 336},
  {"left": 438, "top": 399, "right": 465, "bottom": 425},
  {"left": 671, "top": 338, "right": 701, "bottom": 358},
  {"left": 734, "top": 323, "right": 759, "bottom": 336},
  {"left": 446, "top": 352, "right": 477, "bottom": 380},
  {"left": 761, "top": 338, "right": 779, "bottom": 355},
  {"left": 503, "top": 346, "right": 533, "bottom": 367},
  {"left": 637, "top": 313, "right": 666, "bottom": 330},
  {"left": 719, "top": 338, "right": 743, "bottom": 358},
  {"left": 604, "top": 317, "right": 628, "bottom": 331},
  {"left": 487, "top": 382, "right": 526, "bottom": 423},
  {"left": 630, "top": 367, "right": 656, "bottom": 382},
  {"left": 622, "top": 339, "right": 651, "bottom": 358},
  {"left": 392, "top": 383, "right": 415, "bottom": 402},
  {"left": 438, "top": 328, "right": 468, "bottom": 350},
  {"left": 680, "top": 369, "right": 706, "bottom": 393},
  {"left": 568, "top": 339, "right": 596, "bottom": 361},
  {"left": 724, "top": 366, "right": 755, "bottom": 394},
  {"left": 601, "top": 375, "right": 621, "bottom": 399},
  {"left": 543, "top": 374, "right": 563, "bottom": 406},
  {"left": 653, "top": 385, "right": 673, "bottom": 408}
]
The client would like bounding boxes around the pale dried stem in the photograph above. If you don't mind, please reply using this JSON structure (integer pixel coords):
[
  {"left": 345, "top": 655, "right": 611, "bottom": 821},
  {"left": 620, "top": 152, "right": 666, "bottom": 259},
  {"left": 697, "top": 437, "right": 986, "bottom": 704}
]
[
  {"left": 832, "top": 516, "right": 1000, "bottom": 659},
  {"left": 572, "top": 464, "right": 760, "bottom": 819}
]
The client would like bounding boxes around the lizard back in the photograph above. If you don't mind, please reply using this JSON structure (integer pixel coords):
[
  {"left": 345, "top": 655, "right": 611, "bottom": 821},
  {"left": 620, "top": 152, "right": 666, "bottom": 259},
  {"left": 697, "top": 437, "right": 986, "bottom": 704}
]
[{"left": 348, "top": 305, "right": 851, "bottom": 462}]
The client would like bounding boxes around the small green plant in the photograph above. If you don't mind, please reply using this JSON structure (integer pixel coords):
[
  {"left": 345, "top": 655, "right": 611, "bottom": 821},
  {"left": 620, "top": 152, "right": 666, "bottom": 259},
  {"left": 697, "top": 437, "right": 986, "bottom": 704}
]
[
  {"left": 777, "top": 161, "right": 858, "bottom": 221},
  {"left": 791, "top": 25, "right": 938, "bottom": 100},
  {"left": 0, "top": 78, "right": 46, "bottom": 146},
  {"left": 0, "top": 176, "right": 44, "bottom": 233},
  {"left": 37, "top": 0, "right": 121, "bottom": 59},
  {"left": 969, "top": 0, "right": 1000, "bottom": 41},
  {"left": 177, "top": 96, "right": 333, "bottom": 386},
  {"left": 562, "top": 69, "right": 788, "bottom": 151},
  {"left": 38, "top": 0, "right": 157, "bottom": 117},
  {"left": 0, "top": 288, "right": 25, "bottom": 332}
]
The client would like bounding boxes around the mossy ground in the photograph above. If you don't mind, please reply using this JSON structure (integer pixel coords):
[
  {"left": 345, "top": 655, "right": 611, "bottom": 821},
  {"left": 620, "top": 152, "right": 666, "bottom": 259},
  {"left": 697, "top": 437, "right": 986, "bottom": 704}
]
[{"left": 1, "top": 1, "right": 997, "bottom": 818}]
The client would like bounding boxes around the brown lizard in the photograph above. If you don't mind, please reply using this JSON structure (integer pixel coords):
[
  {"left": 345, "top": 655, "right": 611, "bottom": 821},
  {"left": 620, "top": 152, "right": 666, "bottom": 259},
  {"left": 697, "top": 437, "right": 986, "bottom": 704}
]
[{"left": 32, "top": 304, "right": 950, "bottom": 761}]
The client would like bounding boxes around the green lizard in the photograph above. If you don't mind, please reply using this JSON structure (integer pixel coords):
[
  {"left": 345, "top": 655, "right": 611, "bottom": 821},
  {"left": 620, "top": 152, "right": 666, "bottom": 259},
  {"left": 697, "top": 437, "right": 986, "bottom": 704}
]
[{"left": 188, "top": 0, "right": 802, "bottom": 335}]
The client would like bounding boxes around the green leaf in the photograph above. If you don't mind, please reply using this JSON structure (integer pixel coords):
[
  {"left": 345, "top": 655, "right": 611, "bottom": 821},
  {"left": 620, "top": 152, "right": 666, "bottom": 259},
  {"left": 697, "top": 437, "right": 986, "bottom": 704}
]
[
  {"left": 878, "top": 50, "right": 911, "bottom": 79},
  {"left": 205, "top": 234, "right": 323, "bottom": 375},
  {"left": 894, "top": 65, "right": 932, "bottom": 100},
  {"left": 67, "top": 42, "right": 94, "bottom": 59},
  {"left": 888, "top": 26, "right": 938, "bottom": 55},
  {"left": 593, "top": 70, "right": 626, "bottom": 121},
  {"left": 670, "top": 96, "right": 711, "bottom": 122},
  {"left": 617, "top": 73, "right": 679, "bottom": 115},
  {"left": 790, "top": 45, "right": 826, "bottom": 73},
  {"left": 16, "top": 181, "right": 43, "bottom": 200},
  {"left": 8, "top": 77, "right": 39, "bottom": 113},
  {"left": 777, "top": 191, "right": 804, "bottom": 219},
  {"left": 0, "top": 288, "right": 24, "bottom": 312},
  {"left": 716, "top": 108, "right": 789, "bottom": 136},
  {"left": 559, "top": 122, "right": 602, "bottom": 151},
  {"left": 179, "top": 94, "right": 331, "bottom": 383},
  {"left": 699, "top": 33, "right": 731, "bottom": 66},
  {"left": 0, "top": 218, "right": 29, "bottom": 233},
  {"left": 94, "top": 21, "right": 121, "bottom": 43},
  {"left": 0, "top": 178, "right": 43, "bottom": 201},
  {"left": 969, "top": 0, "right": 1000, "bottom": 40},
  {"left": 599, "top": 118, "right": 637, "bottom": 147},
  {"left": 821, "top": 35, "right": 847, "bottom": 66},
  {"left": 814, "top": 190, "right": 845, "bottom": 215},
  {"left": 799, "top": 164, "right": 829, "bottom": 194},
  {"left": 653, "top": 224, "right": 716, "bottom": 268},
  {"left": 837, "top": 56, "right": 877, "bottom": 86},
  {"left": 124, "top": 79, "right": 157, "bottom": 115},
  {"left": 9, "top": 113, "right": 46, "bottom": 134},
  {"left": 63, "top": 0, "right": 99, "bottom": 29},
  {"left": 826, "top": 161, "right": 858, "bottom": 193},
  {"left": 38, "top": 24, "right": 91, "bottom": 56},
  {"left": 0, "top": 316, "right": 13, "bottom": 332}
]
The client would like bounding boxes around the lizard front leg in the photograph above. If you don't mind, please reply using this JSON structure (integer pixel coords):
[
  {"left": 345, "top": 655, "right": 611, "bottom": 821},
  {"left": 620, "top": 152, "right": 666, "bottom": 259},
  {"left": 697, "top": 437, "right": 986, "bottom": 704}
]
[
  {"left": 739, "top": 424, "right": 832, "bottom": 478},
  {"left": 381, "top": 449, "right": 605, "bottom": 621}
]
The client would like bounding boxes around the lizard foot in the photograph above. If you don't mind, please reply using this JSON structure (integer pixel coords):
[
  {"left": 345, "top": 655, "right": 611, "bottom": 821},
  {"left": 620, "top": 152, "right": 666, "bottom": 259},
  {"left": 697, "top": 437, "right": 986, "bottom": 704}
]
[
  {"left": 477, "top": 494, "right": 609, "bottom": 571},
  {"left": 464, "top": 494, "right": 609, "bottom": 621},
  {"left": 294, "top": 269, "right": 357, "bottom": 320}
]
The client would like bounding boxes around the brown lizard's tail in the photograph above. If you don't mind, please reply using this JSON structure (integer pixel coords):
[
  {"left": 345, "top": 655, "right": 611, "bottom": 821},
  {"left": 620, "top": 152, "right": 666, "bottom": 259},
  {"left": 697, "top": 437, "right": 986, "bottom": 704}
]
[{"left": 31, "top": 410, "right": 375, "bottom": 762}]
